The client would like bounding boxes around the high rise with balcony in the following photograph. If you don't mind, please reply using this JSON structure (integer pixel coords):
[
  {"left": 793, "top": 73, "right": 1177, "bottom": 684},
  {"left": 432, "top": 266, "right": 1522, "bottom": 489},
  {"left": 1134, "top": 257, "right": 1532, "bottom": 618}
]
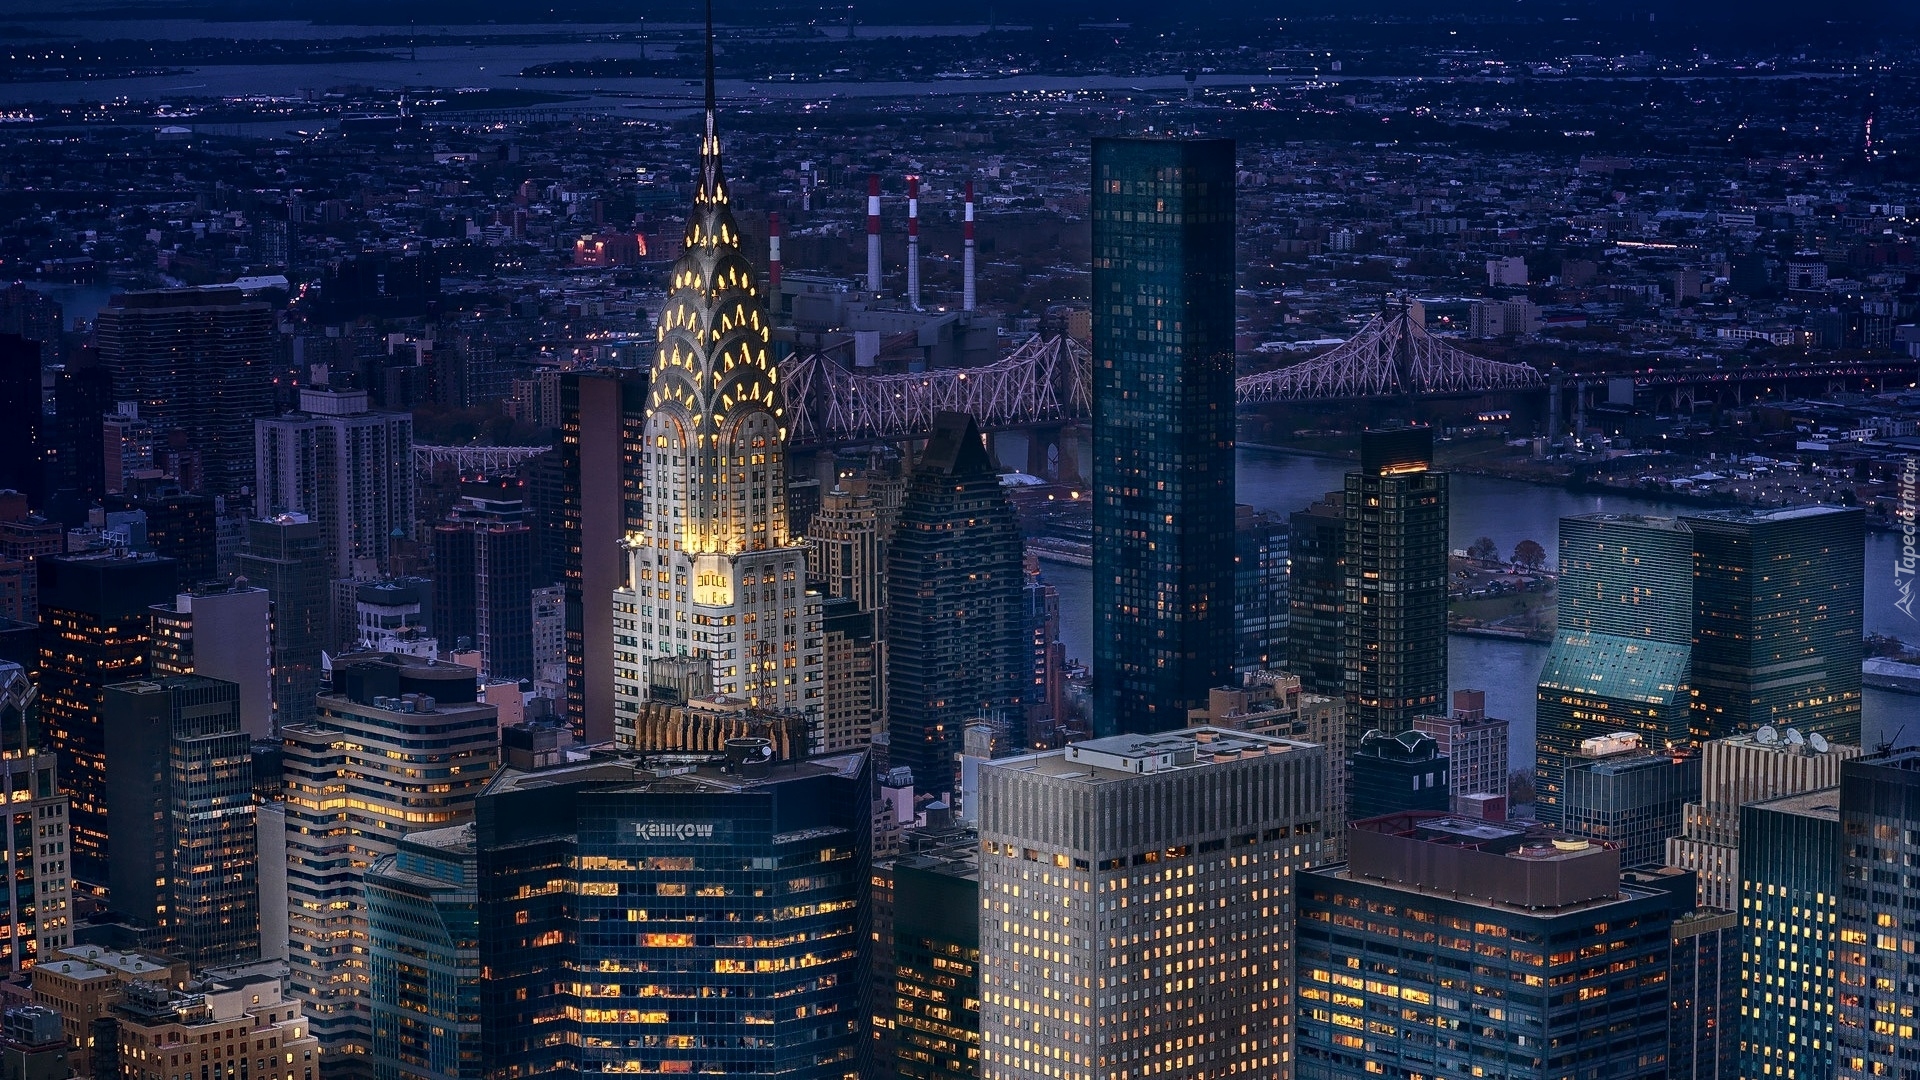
[
  {"left": 1090, "top": 137, "right": 1237, "bottom": 736},
  {"left": 255, "top": 388, "right": 414, "bottom": 581}
]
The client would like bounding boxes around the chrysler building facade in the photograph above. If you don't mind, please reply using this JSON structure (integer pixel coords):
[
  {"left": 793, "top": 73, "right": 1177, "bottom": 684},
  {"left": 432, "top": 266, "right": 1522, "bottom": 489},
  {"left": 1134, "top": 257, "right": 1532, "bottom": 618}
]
[{"left": 612, "top": 59, "right": 822, "bottom": 742}]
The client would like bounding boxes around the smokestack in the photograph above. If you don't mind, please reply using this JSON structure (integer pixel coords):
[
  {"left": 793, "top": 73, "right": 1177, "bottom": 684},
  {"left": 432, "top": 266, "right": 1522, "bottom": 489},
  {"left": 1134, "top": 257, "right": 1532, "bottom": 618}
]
[
  {"left": 767, "top": 211, "right": 782, "bottom": 307},
  {"left": 963, "top": 180, "right": 977, "bottom": 312},
  {"left": 906, "top": 174, "right": 921, "bottom": 310},
  {"left": 866, "top": 174, "right": 882, "bottom": 294}
]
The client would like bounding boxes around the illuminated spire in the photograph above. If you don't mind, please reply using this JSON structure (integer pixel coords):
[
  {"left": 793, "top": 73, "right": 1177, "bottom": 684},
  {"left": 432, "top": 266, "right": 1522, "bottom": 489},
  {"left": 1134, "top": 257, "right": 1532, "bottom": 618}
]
[{"left": 698, "top": 0, "right": 724, "bottom": 206}]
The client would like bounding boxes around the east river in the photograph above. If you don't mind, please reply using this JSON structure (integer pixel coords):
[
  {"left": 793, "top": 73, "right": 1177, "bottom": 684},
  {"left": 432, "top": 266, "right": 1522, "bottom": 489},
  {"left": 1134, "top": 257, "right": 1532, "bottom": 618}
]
[{"left": 1044, "top": 447, "right": 1920, "bottom": 764}]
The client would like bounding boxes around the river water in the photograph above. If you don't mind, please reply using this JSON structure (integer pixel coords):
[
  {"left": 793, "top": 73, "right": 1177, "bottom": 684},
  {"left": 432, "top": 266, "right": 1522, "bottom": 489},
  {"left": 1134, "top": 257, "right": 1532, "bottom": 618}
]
[{"left": 1046, "top": 447, "right": 1919, "bottom": 764}]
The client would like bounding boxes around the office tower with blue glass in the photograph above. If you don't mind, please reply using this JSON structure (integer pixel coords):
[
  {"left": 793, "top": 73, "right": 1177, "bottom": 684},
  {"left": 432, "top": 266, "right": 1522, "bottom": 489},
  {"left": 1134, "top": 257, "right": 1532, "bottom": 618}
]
[
  {"left": 1286, "top": 491, "right": 1345, "bottom": 696},
  {"left": 1536, "top": 514, "right": 1695, "bottom": 826},
  {"left": 1090, "top": 136, "right": 1237, "bottom": 736},
  {"left": 1342, "top": 427, "right": 1448, "bottom": 738},
  {"left": 1739, "top": 788, "right": 1842, "bottom": 1080},
  {"left": 1559, "top": 732, "right": 1700, "bottom": 869},
  {"left": 475, "top": 746, "right": 869, "bottom": 1080},
  {"left": 235, "top": 513, "right": 330, "bottom": 730}
]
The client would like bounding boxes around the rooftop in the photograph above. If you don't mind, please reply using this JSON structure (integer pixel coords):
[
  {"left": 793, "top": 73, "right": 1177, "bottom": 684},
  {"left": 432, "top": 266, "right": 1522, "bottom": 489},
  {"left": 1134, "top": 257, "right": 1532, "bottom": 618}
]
[
  {"left": 1748, "top": 787, "right": 1841, "bottom": 820},
  {"left": 483, "top": 748, "right": 867, "bottom": 798},
  {"left": 988, "top": 727, "right": 1313, "bottom": 783}
]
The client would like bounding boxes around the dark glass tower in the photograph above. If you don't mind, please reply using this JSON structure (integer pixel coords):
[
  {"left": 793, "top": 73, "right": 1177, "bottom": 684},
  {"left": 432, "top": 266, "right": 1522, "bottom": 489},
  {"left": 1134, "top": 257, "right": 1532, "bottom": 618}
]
[
  {"left": 94, "top": 288, "right": 275, "bottom": 499},
  {"left": 100, "top": 674, "right": 259, "bottom": 967},
  {"left": 35, "top": 550, "right": 177, "bottom": 887},
  {"left": 1286, "top": 490, "right": 1346, "bottom": 695},
  {"left": 1535, "top": 514, "right": 1694, "bottom": 826},
  {"left": 0, "top": 335, "right": 43, "bottom": 507},
  {"left": 1682, "top": 506, "right": 1863, "bottom": 744},
  {"left": 236, "top": 514, "right": 329, "bottom": 730},
  {"left": 885, "top": 411, "right": 1025, "bottom": 793},
  {"left": 1342, "top": 427, "right": 1448, "bottom": 740},
  {"left": 1090, "top": 136, "right": 1237, "bottom": 735}
]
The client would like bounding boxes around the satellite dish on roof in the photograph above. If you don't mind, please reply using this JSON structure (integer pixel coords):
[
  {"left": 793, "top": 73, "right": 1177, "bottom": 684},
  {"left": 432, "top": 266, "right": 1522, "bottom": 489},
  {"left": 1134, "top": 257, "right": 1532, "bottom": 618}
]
[
  {"left": 1755, "top": 725, "right": 1779, "bottom": 746},
  {"left": 1787, "top": 728, "right": 1806, "bottom": 747},
  {"left": 1810, "top": 732, "right": 1830, "bottom": 754}
]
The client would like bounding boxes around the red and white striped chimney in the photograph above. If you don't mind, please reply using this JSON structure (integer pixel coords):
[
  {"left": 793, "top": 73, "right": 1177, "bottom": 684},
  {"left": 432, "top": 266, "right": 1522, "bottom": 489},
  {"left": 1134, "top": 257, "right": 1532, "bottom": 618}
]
[
  {"left": 866, "top": 174, "right": 882, "bottom": 294},
  {"left": 962, "top": 179, "right": 977, "bottom": 312},
  {"left": 767, "top": 210, "right": 782, "bottom": 302},
  {"left": 906, "top": 174, "right": 921, "bottom": 310}
]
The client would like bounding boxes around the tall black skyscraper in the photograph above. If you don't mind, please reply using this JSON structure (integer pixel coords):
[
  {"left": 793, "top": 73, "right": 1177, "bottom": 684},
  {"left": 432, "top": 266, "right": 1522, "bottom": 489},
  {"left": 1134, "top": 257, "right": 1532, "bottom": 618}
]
[
  {"left": 0, "top": 335, "right": 43, "bottom": 507},
  {"left": 554, "top": 368, "right": 646, "bottom": 743},
  {"left": 1343, "top": 426, "right": 1449, "bottom": 739},
  {"left": 886, "top": 412, "right": 1026, "bottom": 792},
  {"left": 1090, "top": 136, "right": 1237, "bottom": 735},
  {"left": 36, "top": 550, "right": 177, "bottom": 887},
  {"left": 95, "top": 288, "right": 275, "bottom": 499},
  {"left": 235, "top": 514, "right": 329, "bottom": 730},
  {"left": 51, "top": 357, "right": 111, "bottom": 510}
]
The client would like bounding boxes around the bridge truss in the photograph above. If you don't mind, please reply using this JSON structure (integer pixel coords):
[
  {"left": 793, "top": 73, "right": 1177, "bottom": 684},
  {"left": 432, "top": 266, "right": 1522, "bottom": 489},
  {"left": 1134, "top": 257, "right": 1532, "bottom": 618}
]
[
  {"left": 782, "top": 334, "right": 1092, "bottom": 447},
  {"left": 412, "top": 444, "right": 550, "bottom": 475},
  {"left": 1237, "top": 308, "right": 1545, "bottom": 403}
]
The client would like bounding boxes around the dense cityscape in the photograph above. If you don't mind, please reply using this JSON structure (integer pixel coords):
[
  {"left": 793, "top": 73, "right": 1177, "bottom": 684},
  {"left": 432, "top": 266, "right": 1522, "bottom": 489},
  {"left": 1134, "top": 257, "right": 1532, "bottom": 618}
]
[{"left": 0, "top": 0, "right": 1915, "bottom": 1078}]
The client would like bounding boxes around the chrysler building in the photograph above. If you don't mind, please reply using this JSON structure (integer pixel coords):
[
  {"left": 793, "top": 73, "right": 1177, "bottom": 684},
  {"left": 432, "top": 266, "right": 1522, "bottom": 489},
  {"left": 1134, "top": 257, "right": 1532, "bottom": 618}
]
[{"left": 613, "top": 15, "right": 822, "bottom": 741}]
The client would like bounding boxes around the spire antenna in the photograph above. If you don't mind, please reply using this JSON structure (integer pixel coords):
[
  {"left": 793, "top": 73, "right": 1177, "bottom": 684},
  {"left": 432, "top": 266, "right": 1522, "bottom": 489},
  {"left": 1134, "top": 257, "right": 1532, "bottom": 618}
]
[{"left": 699, "top": 0, "right": 722, "bottom": 202}]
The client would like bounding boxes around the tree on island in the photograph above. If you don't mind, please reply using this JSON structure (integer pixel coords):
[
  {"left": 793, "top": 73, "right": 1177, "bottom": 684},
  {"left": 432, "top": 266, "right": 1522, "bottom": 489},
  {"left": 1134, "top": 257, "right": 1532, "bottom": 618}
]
[
  {"left": 1512, "top": 539, "right": 1547, "bottom": 570},
  {"left": 1467, "top": 536, "right": 1499, "bottom": 562}
]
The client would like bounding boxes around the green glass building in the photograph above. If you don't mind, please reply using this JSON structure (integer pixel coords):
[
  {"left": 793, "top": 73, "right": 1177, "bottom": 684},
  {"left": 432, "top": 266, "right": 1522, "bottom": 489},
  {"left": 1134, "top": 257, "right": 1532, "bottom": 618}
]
[
  {"left": 1342, "top": 427, "right": 1449, "bottom": 738},
  {"left": 366, "top": 824, "right": 480, "bottom": 1080},
  {"left": 1090, "top": 137, "right": 1237, "bottom": 735},
  {"left": 1738, "top": 788, "right": 1841, "bottom": 1080},
  {"left": 1536, "top": 514, "right": 1695, "bottom": 826},
  {"left": 1682, "top": 506, "right": 1863, "bottom": 745}
]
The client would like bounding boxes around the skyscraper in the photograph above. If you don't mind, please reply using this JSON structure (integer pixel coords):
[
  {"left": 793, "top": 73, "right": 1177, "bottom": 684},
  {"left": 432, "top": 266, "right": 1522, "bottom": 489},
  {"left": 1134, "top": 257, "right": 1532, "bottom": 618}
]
[
  {"left": 1411, "top": 689, "right": 1509, "bottom": 810},
  {"left": 1671, "top": 906, "right": 1740, "bottom": 1080},
  {"left": 885, "top": 411, "right": 1025, "bottom": 792},
  {"left": 1682, "top": 506, "right": 1864, "bottom": 744},
  {"left": 1296, "top": 816, "right": 1685, "bottom": 1080},
  {"left": 1233, "top": 505, "right": 1289, "bottom": 675},
  {"left": 1666, "top": 729, "right": 1858, "bottom": 911},
  {"left": 977, "top": 729, "right": 1327, "bottom": 1080},
  {"left": 1342, "top": 426, "right": 1448, "bottom": 738},
  {"left": 807, "top": 484, "right": 886, "bottom": 619},
  {"left": 1536, "top": 514, "right": 1695, "bottom": 826},
  {"left": 235, "top": 514, "right": 329, "bottom": 730},
  {"left": 255, "top": 388, "right": 415, "bottom": 581},
  {"left": 555, "top": 368, "right": 647, "bottom": 742},
  {"left": 1558, "top": 735, "right": 1699, "bottom": 869},
  {"left": 100, "top": 675, "right": 259, "bottom": 967},
  {"left": 0, "top": 719, "right": 71, "bottom": 972},
  {"left": 0, "top": 335, "right": 43, "bottom": 507},
  {"left": 365, "top": 824, "right": 479, "bottom": 1080},
  {"left": 1835, "top": 750, "right": 1920, "bottom": 1080},
  {"left": 879, "top": 834, "right": 981, "bottom": 1080},
  {"left": 148, "top": 583, "right": 275, "bottom": 738},
  {"left": 1740, "top": 788, "right": 1842, "bottom": 1080},
  {"left": 1090, "top": 136, "right": 1237, "bottom": 736},
  {"left": 95, "top": 288, "right": 275, "bottom": 499},
  {"left": 36, "top": 550, "right": 177, "bottom": 888},
  {"left": 431, "top": 479, "right": 535, "bottom": 683},
  {"left": 1347, "top": 729, "right": 1450, "bottom": 821},
  {"left": 612, "top": 50, "right": 822, "bottom": 738},
  {"left": 283, "top": 654, "right": 499, "bottom": 1074},
  {"left": 475, "top": 747, "right": 869, "bottom": 1079}
]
